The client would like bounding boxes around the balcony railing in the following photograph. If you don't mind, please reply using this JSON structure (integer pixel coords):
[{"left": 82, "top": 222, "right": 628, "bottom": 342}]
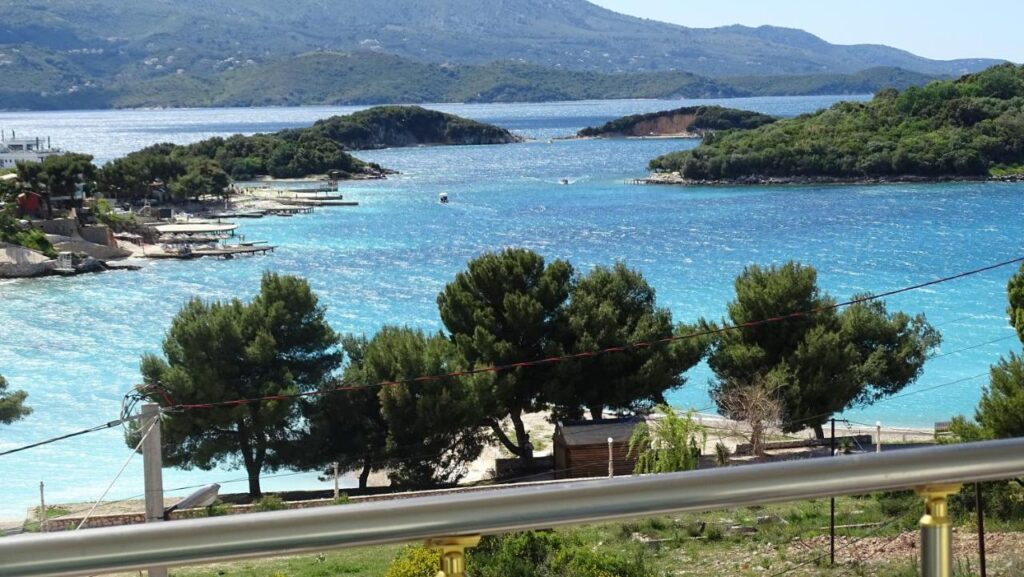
[{"left": 3, "top": 437, "right": 1024, "bottom": 577}]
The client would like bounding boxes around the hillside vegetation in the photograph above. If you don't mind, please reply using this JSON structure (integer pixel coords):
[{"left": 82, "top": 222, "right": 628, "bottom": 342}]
[
  {"left": 0, "top": 49, "right": 948, "bottom": 111},
  {"left": 650, "top": 64, "right": 1024, "bottom": 182},
  {"left": 107, "top": 106, "right": 517, "bottom": 181},
  {"left": 0, "top": 0, "right": 1000, "bottom": 110},
  {"left": 578, "top": 106, "right": 777, "bottom": 138},
  {"left": 0, "top": 0, "right": 998, "bottom": 78}
]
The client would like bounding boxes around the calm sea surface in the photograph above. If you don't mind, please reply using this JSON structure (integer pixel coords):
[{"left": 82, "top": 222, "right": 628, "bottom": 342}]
[{"left": 0, "top": 96, "right": 1021, "bottom": 517}]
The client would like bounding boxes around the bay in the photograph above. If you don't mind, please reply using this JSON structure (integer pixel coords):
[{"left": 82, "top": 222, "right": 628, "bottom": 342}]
[{"left": 0, "top": 95, "right": 1020, "bottom": 518}]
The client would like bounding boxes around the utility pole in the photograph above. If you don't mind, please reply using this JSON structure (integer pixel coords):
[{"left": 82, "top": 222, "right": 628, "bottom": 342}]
[
  {"left": 830, "top": 418, "right": 836, "bottom": 566},
  {"left": 876, "top": 421, "right": 882, "bottom": 453},
  {"left": 38, "top": 482, "right": 46, "bottom": 533},
  {"left": 334, "top": 462, "right": 340, "bottom": 501},
  {"left": 142, "top": 404, "right": 168, "bottom": 577}
]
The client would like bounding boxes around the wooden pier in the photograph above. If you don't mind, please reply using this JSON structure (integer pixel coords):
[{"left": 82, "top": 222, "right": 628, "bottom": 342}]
[
  {"left": 195, "top": 245, "right": 276, "bottom": 258},
  {"left": 281, "top": 198, "right": 359, "bottom": 207},
  {"left": 271, "top": 206, "right": 315, "bottom": 214},
  {"left": 148, "top": 245, "right": 276, "bottom": 260}
]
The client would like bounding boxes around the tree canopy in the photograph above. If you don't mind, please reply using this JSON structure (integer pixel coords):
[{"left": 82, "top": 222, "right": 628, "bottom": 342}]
[
  {"left": 16, "top": 153, "right": 96, "bottom": 217},
  {"left": 550, "top": 263, "right": 704, "bottom": 420},
  {"left": 706, "top": 262, "right": 940, "bottom": 438},
  {"left": 952, "top": 264, "right": 1024, "bottom": 441},
  {"left": 650, "top": 64, "right": 1024, "bottom": 181},
  {"left": 294, "top": 328, "right": 487, "bottom": 490},
  {"left": 0, "top": 375, "right": 32, "bottom": 426},
  {"left": 437, "top": 248, "right": 573, "bottom": 459},
  {"left": 367, "top": 326, "right": 486, "bottom": 488},
  {"left": 136, "top": 273, "right": 341, "bottom": 497}
]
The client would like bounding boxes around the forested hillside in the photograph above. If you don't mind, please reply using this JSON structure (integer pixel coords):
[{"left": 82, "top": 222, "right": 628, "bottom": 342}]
[
  {"left": 0, "top": 51, "right": 946, "bottom": 111},
  {"left": 0, "top": 0, "right": 1000, "bottom": 110},
  {"left": 649, "top": 64, "right": 1024, "bottom": 182}
]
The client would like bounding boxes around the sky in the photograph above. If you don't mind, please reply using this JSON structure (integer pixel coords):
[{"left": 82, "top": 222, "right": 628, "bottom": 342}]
[{"left": 589, "top": 0, "right": 1023, "bottom": 63}]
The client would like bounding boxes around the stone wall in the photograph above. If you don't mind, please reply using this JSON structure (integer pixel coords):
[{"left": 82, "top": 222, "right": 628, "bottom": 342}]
[
  {"left": 36, "top": 218, "right": 78, "bottom": 238},
  {"left": 81, "top": 225, "right": 116, "bottom": 247},
  {"left": 39, "top": 479, "right": 600, "bottom": 532},
  {"left": 42, "top": 498, "right": 338, "bottom": 532}
]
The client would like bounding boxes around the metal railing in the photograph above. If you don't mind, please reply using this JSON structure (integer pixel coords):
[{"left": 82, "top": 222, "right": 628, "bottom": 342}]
[{"left": 3, "top": 437, "right": 1024, "bottom": 577}]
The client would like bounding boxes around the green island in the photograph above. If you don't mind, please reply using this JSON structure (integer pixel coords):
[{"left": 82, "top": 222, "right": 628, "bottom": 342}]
[
  {"left": 104, "top": 105, "right": 520, "bottom": 182},
  {"left": 577, "top": 106, "right": 777, "bottom": 138},
  {"left": 648, "top": 63, "right": 1024, "bottom": 184},
  {"left": 0, "top": 105, "right": 520, "bottom": 276}
]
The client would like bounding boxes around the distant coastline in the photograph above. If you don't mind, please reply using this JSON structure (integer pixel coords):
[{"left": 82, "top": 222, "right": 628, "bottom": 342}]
[{"left": 636, "top": 172, "right": 1024, "bottom": 186}]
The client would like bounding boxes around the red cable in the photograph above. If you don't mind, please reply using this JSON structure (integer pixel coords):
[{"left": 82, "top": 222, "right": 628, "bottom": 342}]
[{"left": 164, "top": 255, "right": 1024, "bottom": 412}]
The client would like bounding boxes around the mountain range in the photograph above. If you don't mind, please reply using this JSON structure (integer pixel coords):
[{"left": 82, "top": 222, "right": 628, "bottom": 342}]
[{"left": 0, "top": 0, "right": 1006, "bottom": 110}]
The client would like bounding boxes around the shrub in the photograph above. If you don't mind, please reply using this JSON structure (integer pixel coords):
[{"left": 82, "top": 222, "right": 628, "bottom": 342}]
[
  {"left": 714, "top": 441, "right": 730, "bottom": 466},
  {"left": 204, "top": 500, "right": 230, "bottom": 517},
  {"left": 874, "top": 491, "right": 921, "bottom": 529},
  {"left": 252, "top": 494, "right": 285, "bottom": 512},
  {"left": 547, "top": 544, "right": 652, "bottom": 577},
  {"left": 384, "top": 546, "right": 439, "bottom": 577},
  {"left": 471, "top": 532, "right": 566, "bottom": 577}
]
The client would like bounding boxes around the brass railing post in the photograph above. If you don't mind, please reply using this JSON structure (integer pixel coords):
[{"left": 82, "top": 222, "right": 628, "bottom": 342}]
[
  {"left": 915, "top": 484, "right": 961, "bottom": 577},
  {"left": 427, "top": 536, "right": 481, "bottom": 577}
]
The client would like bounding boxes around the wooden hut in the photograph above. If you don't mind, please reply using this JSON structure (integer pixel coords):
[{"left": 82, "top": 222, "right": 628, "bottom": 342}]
[{"left": 553, "top": 417, "right": 641, "bottom": 479}]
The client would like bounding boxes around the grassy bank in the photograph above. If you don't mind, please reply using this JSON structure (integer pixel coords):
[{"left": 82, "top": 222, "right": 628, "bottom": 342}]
[{"left": 103, "top": 492, "right": 1024, "bottom": 577}]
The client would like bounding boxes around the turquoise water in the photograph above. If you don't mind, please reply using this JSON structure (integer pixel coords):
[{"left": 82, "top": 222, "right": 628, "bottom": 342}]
[{"left": 0, "top": 96, "right": 1021, "bottom": 517}]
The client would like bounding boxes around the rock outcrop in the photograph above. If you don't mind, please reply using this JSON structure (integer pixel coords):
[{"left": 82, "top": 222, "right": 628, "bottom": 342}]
[{"left": 0, "top": 243, "right": 53, "bottom": 278}]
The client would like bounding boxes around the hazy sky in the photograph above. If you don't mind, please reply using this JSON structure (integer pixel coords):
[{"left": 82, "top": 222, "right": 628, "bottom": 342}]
[{"left": 589, "top": 0, "right": 1023, "bottom": 62}]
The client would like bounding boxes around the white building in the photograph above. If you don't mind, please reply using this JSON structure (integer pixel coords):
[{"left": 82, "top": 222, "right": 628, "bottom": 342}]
[{"left": 0, "top": 132, "right": 61, "bottom": 169}]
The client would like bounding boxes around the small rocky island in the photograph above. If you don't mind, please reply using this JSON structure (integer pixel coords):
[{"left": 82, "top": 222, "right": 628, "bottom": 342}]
[
  {"left": 647, "top": 63, "right": 1024, "bottom": 185},
  {"left": 313, "top": 105, "right": 525, "bottom": 150},
  {"left": 577, "top": 105, "right": 777, "bottom": 139}
]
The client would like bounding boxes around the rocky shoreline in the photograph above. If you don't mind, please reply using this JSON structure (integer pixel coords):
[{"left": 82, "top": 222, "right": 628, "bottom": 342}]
[
  {"left": 0, "top": 184, "right": 366, "bottom": 279},
  {"left": 637, "top": 172, "right": 1024, "bottom": 186}
]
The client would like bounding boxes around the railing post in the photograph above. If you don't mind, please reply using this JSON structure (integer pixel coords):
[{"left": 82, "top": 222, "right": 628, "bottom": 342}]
[
  {"left": 916, "top": 484, "right": 961, "bottom": 577},
  {"left": 426, "top": 536, "right": 480, "bottom": 577},
  {"left": 608, "top": 437, "right": 614, "bottom": 478}
]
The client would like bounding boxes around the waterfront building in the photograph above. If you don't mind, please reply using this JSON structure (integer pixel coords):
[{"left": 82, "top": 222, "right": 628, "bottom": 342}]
[{"left": 0, "top": 131, "right": 61, "bottom": 169}]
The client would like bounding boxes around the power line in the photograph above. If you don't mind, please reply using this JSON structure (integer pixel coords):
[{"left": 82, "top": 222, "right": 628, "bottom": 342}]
[
  {"left": 75, "top": 416, "right": 158, "bottom": 530},
  {"left": 0, "top": 414, "right": 143, "bottom": 458},
  {"left": 164, "top": 255, "right": 1024, "bottom": 412}
]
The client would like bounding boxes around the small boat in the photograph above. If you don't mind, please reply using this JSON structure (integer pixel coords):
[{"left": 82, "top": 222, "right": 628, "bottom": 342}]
[
  {"left": 439, "top": 192, "right": 449, "bottom": 204},
  {"left": 559, "top": 178, "right": 570, "bottom": 185}
]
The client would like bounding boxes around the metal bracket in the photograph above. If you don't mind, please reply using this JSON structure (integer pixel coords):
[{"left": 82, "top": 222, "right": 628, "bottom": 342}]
[
  {"left": 914, "top": 484, "right": 961, "bottom": 577},
  {"left": 426, "top": 535, "right": 481, "bottom": 577}
]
